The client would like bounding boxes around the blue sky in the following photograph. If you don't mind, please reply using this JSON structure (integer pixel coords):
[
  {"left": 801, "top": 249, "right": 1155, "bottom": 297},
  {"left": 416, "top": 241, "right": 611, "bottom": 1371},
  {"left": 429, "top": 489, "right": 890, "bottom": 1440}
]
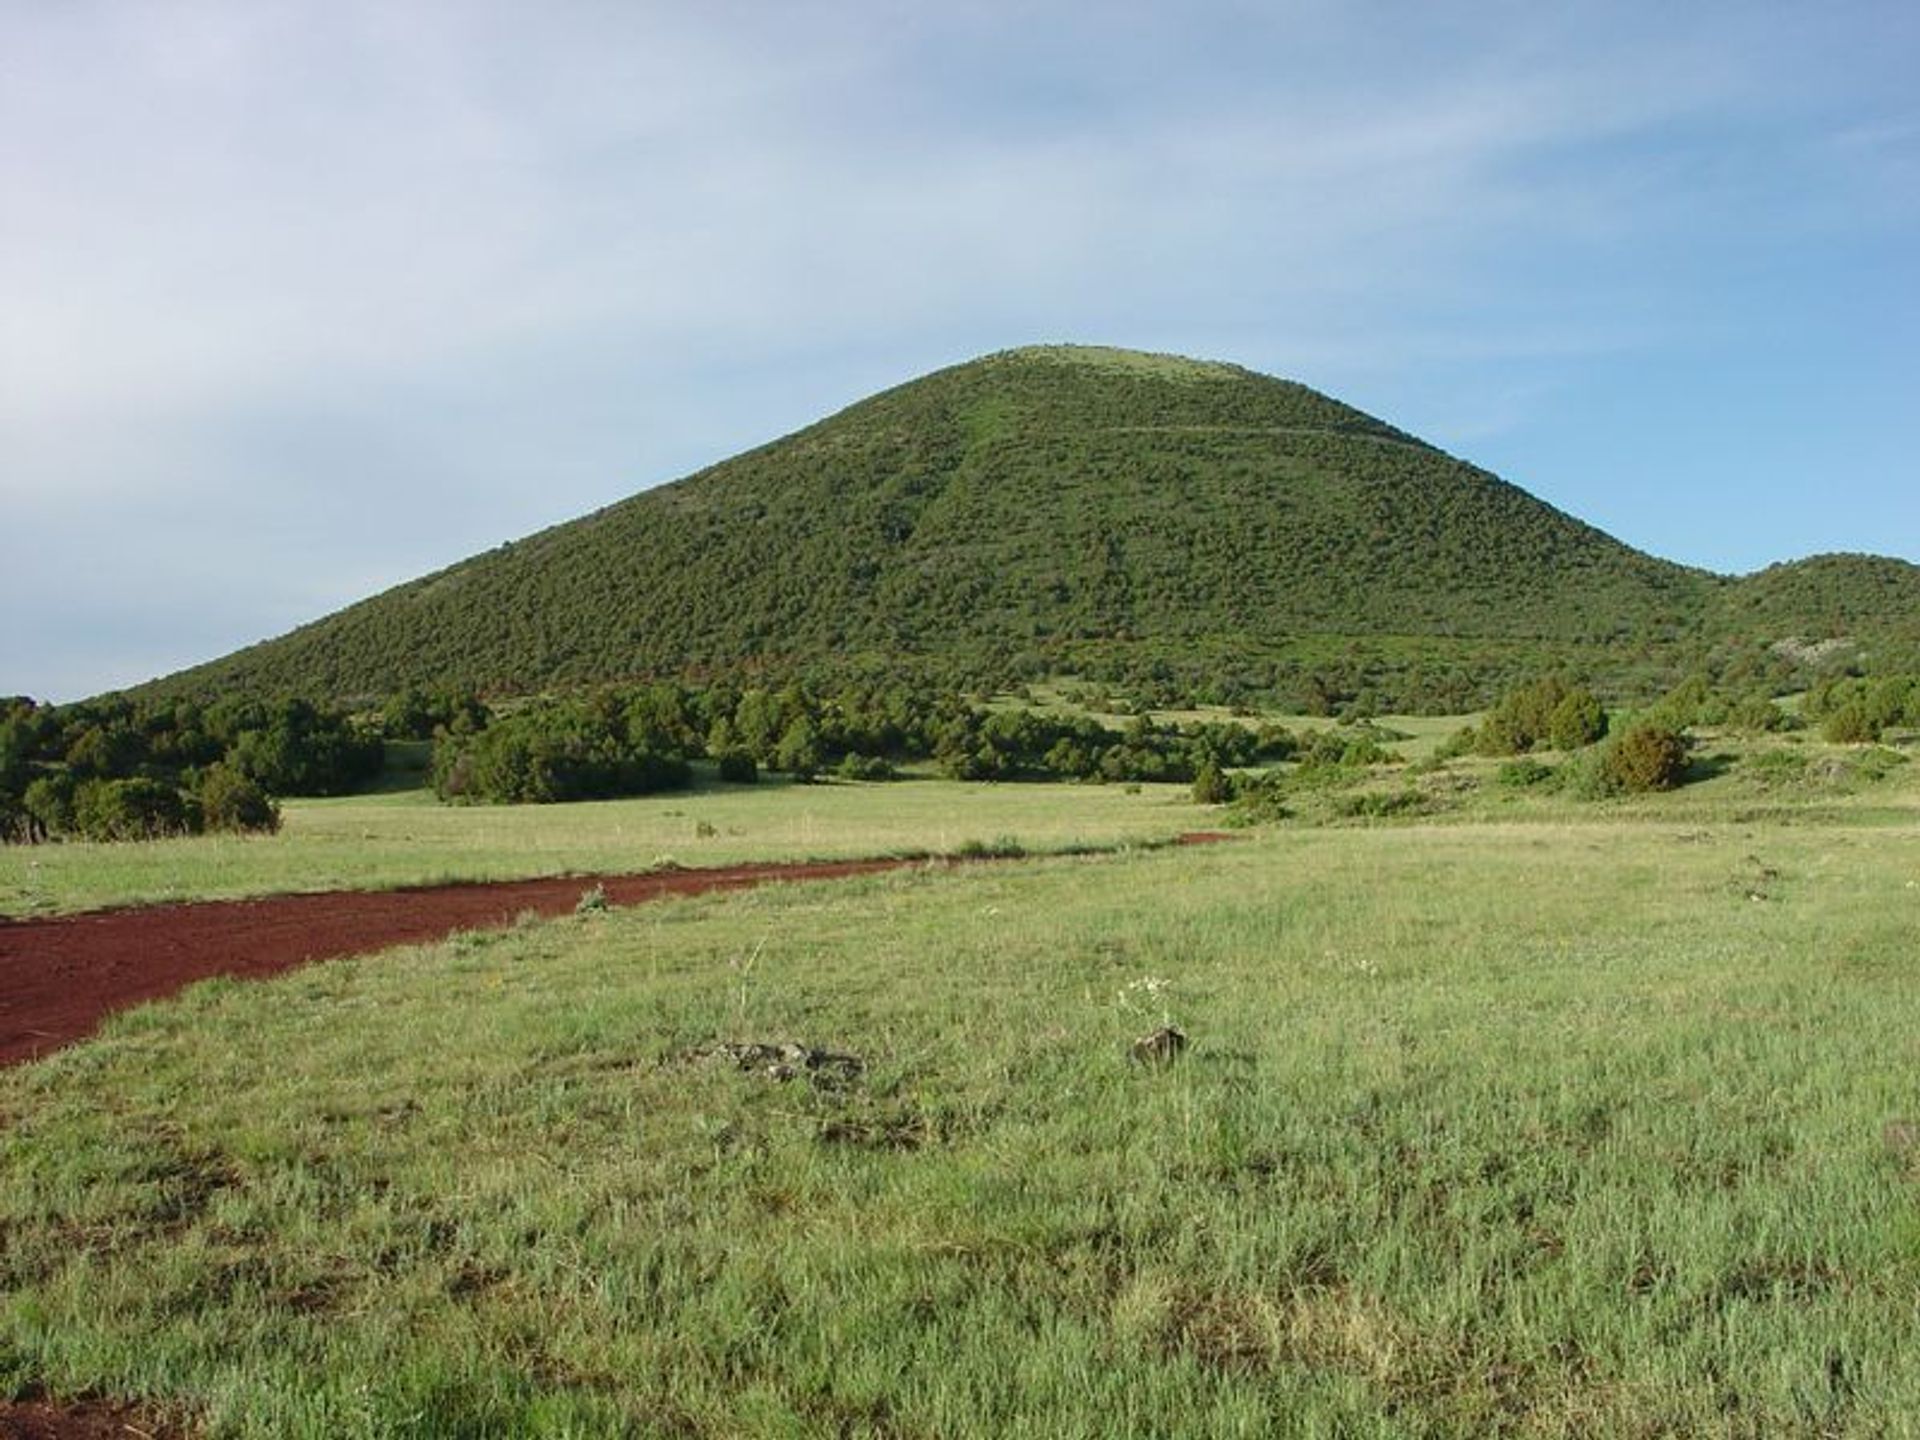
[{"left": 3, "top": 0, "right": 1915, "bottom": 700}]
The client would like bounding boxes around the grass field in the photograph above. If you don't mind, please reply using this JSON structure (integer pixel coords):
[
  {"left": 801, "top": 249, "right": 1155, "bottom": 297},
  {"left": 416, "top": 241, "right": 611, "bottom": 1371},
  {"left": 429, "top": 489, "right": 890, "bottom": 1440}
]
[
  {"left": 6, "top": 799, "right": 1920, "bottom": 1434},
  {"left": 0, "top": 776, "right": 1211, "bottom": 919}
]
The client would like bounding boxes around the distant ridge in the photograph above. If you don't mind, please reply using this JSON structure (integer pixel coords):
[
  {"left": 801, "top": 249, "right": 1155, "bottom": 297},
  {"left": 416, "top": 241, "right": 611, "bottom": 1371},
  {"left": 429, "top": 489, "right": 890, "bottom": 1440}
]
[{"left": 129, "top": 346, "right": 1920, "bottom": 710}]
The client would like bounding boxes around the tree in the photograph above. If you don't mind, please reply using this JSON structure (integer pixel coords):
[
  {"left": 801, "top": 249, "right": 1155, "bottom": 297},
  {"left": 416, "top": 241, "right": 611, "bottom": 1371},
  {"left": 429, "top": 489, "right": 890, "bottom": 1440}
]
[{"left": 774, "top": 716, "right": 822, "bottom": 779}]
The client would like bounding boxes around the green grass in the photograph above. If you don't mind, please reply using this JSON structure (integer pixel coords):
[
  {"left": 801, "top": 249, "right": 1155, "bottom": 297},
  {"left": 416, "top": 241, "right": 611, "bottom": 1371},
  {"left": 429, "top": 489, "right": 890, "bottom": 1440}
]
[
  {"left": 6, "top": 814, "right": 1920, "bottom": 1435},
  {"left": 0, "top": 775, "right": 1210, "bottom": 917}
]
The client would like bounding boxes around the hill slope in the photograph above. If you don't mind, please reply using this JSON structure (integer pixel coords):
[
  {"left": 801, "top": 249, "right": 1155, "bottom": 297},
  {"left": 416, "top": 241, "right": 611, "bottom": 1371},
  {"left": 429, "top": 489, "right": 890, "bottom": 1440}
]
[
  {"left": 1717, "top": 554, "right": 1920, "bottom": 664},
  {"left": 132, "top": 346, "right": 1912, "bottom": 708}
]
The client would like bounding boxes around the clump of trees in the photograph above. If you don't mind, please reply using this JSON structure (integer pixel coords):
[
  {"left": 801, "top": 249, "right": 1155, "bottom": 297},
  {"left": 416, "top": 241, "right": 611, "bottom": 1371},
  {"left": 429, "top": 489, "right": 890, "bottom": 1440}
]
[
  {"left": 1803, "top": 674, "right": 1919, "bottom": 744},
  {"left": 426, "top": 679, "right": 1306, "bottom": 805},
  {"left": 1, "top": 694, "right": 371, "bottom": 844},
  {"left": 379, "top": 685, "right": 491, "bottom": 741},
  {"left": 1471, "top": 676, "right": 1609, "bottom": 755},
  {"left": 431, "top": 697, "right": 692, "bottom": 804},
  {"left": 930, "top": 710, "right": 1291, "bottom": 784}
]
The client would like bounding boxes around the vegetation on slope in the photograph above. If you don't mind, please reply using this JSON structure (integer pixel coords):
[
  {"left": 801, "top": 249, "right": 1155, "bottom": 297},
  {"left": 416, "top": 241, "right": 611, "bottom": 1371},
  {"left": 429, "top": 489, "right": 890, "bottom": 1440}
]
[
  {"left": 1717, "top": 553, "right": 1920, "bottom": 671},
  {"left": 133, "top": 346, "right": 1751, "bottom": 713}
]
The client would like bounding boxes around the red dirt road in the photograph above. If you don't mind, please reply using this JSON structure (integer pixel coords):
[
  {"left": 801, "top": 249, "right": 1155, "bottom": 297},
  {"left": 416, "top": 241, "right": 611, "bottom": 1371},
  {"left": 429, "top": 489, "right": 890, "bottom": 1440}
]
[{"left": 0, "top": 858, "right": 922, "bottom": 1069}]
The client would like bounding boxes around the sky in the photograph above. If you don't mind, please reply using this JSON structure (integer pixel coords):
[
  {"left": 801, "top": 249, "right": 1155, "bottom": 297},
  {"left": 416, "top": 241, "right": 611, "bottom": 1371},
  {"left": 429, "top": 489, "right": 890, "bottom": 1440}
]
[{"left": 4, "top": 0, "right": 1916, "bottom": 701}]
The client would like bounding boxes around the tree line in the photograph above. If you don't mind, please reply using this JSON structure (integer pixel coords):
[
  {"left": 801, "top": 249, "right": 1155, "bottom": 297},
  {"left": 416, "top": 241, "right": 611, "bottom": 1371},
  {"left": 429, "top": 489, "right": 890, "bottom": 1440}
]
[
  {"left": 0, "top": 694, "right": 385, "bottom": 843},
  {"left": 428, "top": 680, "right": 1302, "bottom": 804}
]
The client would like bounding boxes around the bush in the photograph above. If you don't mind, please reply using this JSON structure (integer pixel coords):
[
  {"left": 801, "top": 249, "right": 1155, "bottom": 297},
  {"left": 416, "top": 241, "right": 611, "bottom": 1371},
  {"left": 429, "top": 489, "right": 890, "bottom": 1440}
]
[
  {"left": 22, "top": 773, "right": 77, "bottom": 836},
  {"left": 716, "top": 751, "right": 759, "bottom": 784},
  {"left": 835, "top": 752, "right": 896, "bottom": 782},
  {"left": 1597, "top": 724, "right": 1689, "bottom": 794},
  {"left": 1547, "top": 691, "right": 1608, "bottom": 750},
  {"left": 199, "top": 764, "right": 281, "bottom": 834},
  {"left": 433, "top": 701, "right": 692, "bottom": 804},
  {"left": 1476, "top": 676, "right": 1607, "bottom": 755},
  {"left": 1821, "top": 704, "right": 1880, "bottom": 745},
  {"left": 774, "top": 717, "right": 822, "bottom": 780},
  {"left": 1191, "top": 762, "right": 1232, "bottom": 805},
  {"left": 1496, "top": 757, "right": 1557, "bottom": 789},
  {"left": 1728, "top": 695, "right": 1791, "bottom": 735},
  {"left": 71, "top": 777, "right": 198, "bottom": 841}
]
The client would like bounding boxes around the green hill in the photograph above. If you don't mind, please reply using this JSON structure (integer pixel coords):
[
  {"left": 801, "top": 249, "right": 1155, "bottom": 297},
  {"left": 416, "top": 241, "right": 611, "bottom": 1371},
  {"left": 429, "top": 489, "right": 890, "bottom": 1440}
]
[
  {"left": 130, "top": 346, "right": 1913, "bottom": 710},
  {"left": 1717, "top": 554, "right": 1920, "bottom": 669}
]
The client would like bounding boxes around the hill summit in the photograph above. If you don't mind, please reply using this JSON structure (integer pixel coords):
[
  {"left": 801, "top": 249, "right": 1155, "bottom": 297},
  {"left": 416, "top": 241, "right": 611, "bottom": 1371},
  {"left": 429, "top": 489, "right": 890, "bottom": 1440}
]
[{"left": 136, "top": 345, "right": 1916, "bottom": 710}]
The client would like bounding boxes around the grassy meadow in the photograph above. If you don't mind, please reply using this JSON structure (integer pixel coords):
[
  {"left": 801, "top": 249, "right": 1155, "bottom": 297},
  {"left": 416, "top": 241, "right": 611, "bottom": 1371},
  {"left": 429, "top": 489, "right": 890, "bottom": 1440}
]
[
  {"left": 6, "top": 774, "right": 1920, "bottom": 1433},
  {"left": 0, "top": 775, "right": 1211, "bottom": 919}
]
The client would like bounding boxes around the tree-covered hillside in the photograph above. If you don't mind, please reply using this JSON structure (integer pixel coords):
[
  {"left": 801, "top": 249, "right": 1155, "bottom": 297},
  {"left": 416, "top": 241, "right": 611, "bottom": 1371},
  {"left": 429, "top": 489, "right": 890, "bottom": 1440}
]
[
  {"left": 128, "top": 347, "right": 1914, "bottom": 711},
  {"left": 1716, "top": 555, "right": 1920, "bottom": 671}
]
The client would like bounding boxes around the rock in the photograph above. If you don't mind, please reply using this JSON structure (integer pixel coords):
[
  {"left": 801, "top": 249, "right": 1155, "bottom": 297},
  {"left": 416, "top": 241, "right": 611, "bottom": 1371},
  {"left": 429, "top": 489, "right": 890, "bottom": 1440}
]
[{"left": 692, "top": 1041, "right": 863, "bottom": 1086}]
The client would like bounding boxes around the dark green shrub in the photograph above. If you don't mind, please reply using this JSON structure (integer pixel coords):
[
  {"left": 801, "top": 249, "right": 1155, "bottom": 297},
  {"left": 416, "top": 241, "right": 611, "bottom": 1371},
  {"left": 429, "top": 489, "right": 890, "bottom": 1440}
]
[
  {"left": 431, "top": 699, "right": 692, "bottom": 804},
  {"left": 1728, "top": 695, "right": 1790, "bottom": 735},
  {"left": 1332, "top": 787, "right": 1429, "bottom": 820},
  {"left": 23, "top": 773, "right": 76, "bottom": 837},
  {"left": 1597, "top": 724, "right": 1689, "bottom": 794},
  {"left": 199, "top": 764, "right": 282, "bottom": 834},
  {"left": 1547, "top": 691, "right": 1608, "bottom": 750},
  {"left": 1821, "top": 704, "right": 1880, "bottom": 744},
  {"left": 716, "top": 751, "right": 759, "bottom": 784},
  {"left": 1496, "top": 757, "right": 1557, "bottom": 789},
  {"left": 835, "top": 752, "right": 896, "bottom": 781},
  {"left": 1191, "top": 762, "right": 1232, "bottom": 805},
  {"left": 71, "top": 777, "right": 198, "bottom": 841},
  {"left": 774, "top": 717, "right": 822, "bottom": 780},
  {"left": 1476, "top": 676, "right": 1607, "bottom": 755}
]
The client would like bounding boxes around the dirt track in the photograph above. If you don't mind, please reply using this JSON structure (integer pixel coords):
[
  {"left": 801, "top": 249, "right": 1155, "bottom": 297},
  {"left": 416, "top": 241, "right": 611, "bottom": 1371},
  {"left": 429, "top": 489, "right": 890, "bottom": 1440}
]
[{"left": 0, "top": 857, "right": 926, "bottom": 1068}]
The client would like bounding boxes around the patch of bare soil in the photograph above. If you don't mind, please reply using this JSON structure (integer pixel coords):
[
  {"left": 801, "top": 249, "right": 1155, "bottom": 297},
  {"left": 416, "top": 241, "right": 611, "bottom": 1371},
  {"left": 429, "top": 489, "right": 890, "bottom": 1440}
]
[{"left": 0, "top": 1387, "right": 190, "bottom": 1439}]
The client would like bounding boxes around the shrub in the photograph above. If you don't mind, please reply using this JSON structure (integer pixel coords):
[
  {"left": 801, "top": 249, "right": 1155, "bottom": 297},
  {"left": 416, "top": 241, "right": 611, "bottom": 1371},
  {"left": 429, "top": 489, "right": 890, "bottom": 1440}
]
[
  {"left": 22, "top": 773, "right": 77, "bottom": 836},
  {"left": 1547, "top": 690, "right": 1608, "bottom": 750},
  {"left": 774, "top": 717, "right": 822, "bottom": 780},
  {"left": 1331, "top": 787, "right": 1429, "bottom": 820},
  {"left": 199, "top": 764, "right": 281, "bottom": 834},
  {"left": 1597, "top": 724, "right": 1689, "bottom": 794},
  {"left": 716, "top": 751, "right": 759, "bottom": 784},
  {"left": 1821, "top": 704, "right": 1880, "bottom": 745},
  {"left": 1728, "top": 695, "right": 1791, "bottom": 735},
  {"left": 1476, "top": 676, "right": 1607, "bottom": 755},
  {"left": 1496, "top": 757, "right": 1557, "bottom": 789},
  {"left": 1190, "top": 761, "right": 1232, "bottom": 805},
  {"left": 835, "top": 752, "right": 895, "bottom": 782},
  {"left": 71, "top": 777, "right": 198, "bottom": 841}
]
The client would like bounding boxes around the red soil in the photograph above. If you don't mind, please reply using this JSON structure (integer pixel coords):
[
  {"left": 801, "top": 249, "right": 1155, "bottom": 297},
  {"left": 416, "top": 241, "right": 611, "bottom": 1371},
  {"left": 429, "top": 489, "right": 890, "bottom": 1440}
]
[
  {"left": 0, "top": 833, "right": 1236, "bottom": 1071},
  {"left": 0, "top": 1388, "right": 189, "bottom": 1439},
  {"left": 0, "top": 857, "right": 918, "bottom": 1069}
]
